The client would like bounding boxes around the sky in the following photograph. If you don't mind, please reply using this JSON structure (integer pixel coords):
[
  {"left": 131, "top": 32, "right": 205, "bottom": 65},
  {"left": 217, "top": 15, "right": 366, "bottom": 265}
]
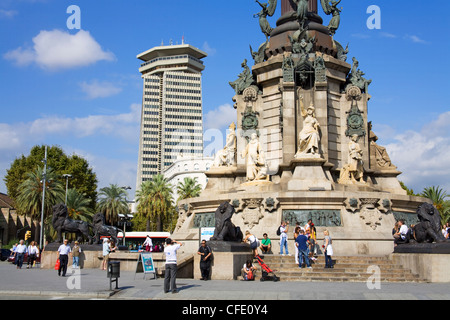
[{"left": 0, "top": 0, "right": 449, "bottom": 199}]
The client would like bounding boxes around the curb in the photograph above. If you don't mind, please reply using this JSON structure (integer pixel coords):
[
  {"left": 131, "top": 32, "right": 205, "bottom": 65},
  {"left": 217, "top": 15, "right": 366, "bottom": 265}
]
[{"left": 0, "top": 290, "right": 115, "bottom": 299}]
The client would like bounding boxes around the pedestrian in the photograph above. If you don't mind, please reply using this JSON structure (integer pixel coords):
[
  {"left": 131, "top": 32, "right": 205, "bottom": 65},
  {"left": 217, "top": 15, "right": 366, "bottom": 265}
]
[
  {"left": 14, "top": 240, "right": 27, "bottom": 269},
  {"left": 57, "top": 239, "right": 72, "bottom": 276},
  {"left": 197, "top": 240, "right": 212, "bottom": 280},
  {"left": 243, "top": 230, "right": 258, "bottom": 257},
  {"left": 279, "top": 221, "right": 289, "bottom": 256},
  {"left": 27, "top": 241, "right": 39, "bottom": 269},
  {"left": 259, "top": 233, "right": 271, "bottom": 254},
  {"left": 143, "top": 235, "right": 153, "bottom": 252},
  {"left": 293, "top": 226, "right": 300, "bottom": 265},
  {"left": 164, "top": 238, "right": 183, "bottom": 294},
  {"left": 323, "top": 230, "right": 334, "bottom": 268},
  {"left": 241, "top": 260, "right": 257, "bottom": 281},
  {"left": 101, "top": 238, "right": 110, "bottom": 270},
  {"left": 295, "top": 230, "right": 311, "bottom": 269},
  {"left": 72, "top": 241, "right": 81, "bottom": 269},
  {"left": 394, "top": 220, "right": 409, "bottom": 246}
]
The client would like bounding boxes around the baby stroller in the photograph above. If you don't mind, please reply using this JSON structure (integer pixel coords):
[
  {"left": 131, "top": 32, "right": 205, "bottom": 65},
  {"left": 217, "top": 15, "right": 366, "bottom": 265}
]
[{"left": 255, "top": 255, "right": 280, "bottom": 282}]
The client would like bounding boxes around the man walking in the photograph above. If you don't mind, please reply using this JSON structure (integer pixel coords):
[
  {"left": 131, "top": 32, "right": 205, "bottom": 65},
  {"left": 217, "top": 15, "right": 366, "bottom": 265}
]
[
  {"left": 57, "top": 239, "right": 72, "bottom": 276},
  {"left": 197, "top": 240, "right": 212, "bottom": 280},
  {"left": 164, "top": 238, "right": 183, "bottom": 294},
  {"left": 14, "top": 240, "right": 27, "bottom": 269}
]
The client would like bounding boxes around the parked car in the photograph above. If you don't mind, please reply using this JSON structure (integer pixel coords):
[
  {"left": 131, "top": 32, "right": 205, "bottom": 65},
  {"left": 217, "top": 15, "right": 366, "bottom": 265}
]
[
  {"left": 7, "top": 252, "right": 41, "bottom": 264},
  {"left": 1, "top": 249, "right": 12, "bottom": 261}
]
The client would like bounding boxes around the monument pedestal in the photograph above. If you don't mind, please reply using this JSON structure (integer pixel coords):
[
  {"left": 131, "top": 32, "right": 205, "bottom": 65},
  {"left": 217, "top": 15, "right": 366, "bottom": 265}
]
[
  {"left": 193, "top": 241, "right": 252, "bottom": 280},
  {"left": 287, "top": 158, "right": 333, "bottom": 191}
]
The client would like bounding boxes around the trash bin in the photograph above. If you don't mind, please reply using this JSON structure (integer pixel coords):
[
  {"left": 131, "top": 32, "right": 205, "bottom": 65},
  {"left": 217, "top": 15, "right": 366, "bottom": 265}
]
[
  {"left": 107, "top": 261, "right": 120, "bottom": 278},
  {"left": 107, "top": 261, "right": 120, "bottom": 290}
]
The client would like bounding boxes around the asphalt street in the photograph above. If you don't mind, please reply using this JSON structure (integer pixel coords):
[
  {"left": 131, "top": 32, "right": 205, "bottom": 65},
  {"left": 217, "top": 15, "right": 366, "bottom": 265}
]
[{"left": 1, "top": 261, "right": 450, "bottom": 301}]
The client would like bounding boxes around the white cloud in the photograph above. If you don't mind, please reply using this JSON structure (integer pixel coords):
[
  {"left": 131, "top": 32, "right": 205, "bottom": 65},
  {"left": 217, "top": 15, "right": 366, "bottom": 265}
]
[
  {"left": 203, "top": 103, "right": 236, "bottom": 131},
  {"left": 202, "top": 41, "right": 217, "bottom": 56},
  {"left": 4, "top": 29, "right": 115, "bottom": 70},
  {"left": 79, "top": 80, "right": 122, "bottom": 99},
  {"left": 0, "top": 104, "right": 141, "bottom": 194},
  {"left": 0, "top": 9, "right": 18, "bottom": 18},
  {"left": 404, "top": 34, "right": 429, "bottom": 44},
  {"left": 382, "top": 111, "right": 450, "bottom": 193}
]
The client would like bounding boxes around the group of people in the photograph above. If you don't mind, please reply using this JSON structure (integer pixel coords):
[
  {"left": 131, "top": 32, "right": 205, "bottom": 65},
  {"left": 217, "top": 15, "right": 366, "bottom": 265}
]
[
  {"left": 10, "top": 240, "right": 40, "bottom": 269},
  {"left": 241, "top": 219, "right": 335, "bottom": 273},
  {"left": 393, "top": 220, "right": 450, "bottom": 246}
]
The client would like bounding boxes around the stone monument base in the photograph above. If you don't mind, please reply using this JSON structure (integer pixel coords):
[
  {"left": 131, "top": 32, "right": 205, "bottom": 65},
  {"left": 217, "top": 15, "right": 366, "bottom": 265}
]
[
  {"left": 194, "top": 251, "right": 253, "bottom": 280},
  {"left": 393, "top": 241, "right": 450, "bottom": 254}
]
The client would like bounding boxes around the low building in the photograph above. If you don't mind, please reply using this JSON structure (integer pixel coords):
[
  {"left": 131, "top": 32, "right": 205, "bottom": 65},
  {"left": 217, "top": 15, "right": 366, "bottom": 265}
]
[{"left": 163, "top": 155, "right": 213, "bottom": 204}]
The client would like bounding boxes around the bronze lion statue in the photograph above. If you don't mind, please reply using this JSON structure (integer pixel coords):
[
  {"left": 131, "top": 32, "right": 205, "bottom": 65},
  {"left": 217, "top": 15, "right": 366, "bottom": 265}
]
[
  {"left": 210, "top": 202, "right": 243, "bottom": 242},
  {"left": 92, "top": 212, "right": 123, "bottom": 245},
  {"left": 52, "top": 203, "right": 92, "bottom": 244}
]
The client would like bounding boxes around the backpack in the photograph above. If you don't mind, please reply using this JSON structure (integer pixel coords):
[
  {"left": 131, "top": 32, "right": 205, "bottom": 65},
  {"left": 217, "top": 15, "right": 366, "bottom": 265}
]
[
  {"left": 276, "top": 226, "right": 281, "bottom": 236},
  {"left": 246, "top": 270, "right": 254, "bottom": 281}
]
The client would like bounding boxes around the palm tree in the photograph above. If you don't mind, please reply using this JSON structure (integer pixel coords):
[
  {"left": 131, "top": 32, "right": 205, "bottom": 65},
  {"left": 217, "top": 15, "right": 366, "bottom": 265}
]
[
  {"left": 135, "top": 174, "right": 174, "bottom": 231},
  {"left": 177, "top": 177, "right": 202, "bottom": 202},
  {"left": 97, "top": 184, "right": 129, "bottom": 225},
  {"left": 421, "top": 186, "right": 449, "bottom": 225},
  {"left": 66, "top": 188, "right": 94, "bottom": 222},
  {"left": 15, "top": 166, "right": 65, "bottom": 220}
]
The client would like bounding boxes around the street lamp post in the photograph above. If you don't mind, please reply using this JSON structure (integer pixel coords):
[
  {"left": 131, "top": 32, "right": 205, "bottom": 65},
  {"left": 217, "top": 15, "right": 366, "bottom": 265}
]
[
  {"left": 62, "top": 174, "right": 72, "bottom": 205},
  {"left": 121, "top": 186, "right": 132, "bottom": 246},
  {"left": 39, "top": 146, "right": 47, "bottom": 251}
]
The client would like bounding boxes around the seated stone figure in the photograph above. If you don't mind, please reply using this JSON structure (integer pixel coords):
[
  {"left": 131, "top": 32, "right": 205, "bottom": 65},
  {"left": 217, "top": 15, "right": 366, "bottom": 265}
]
[{"left": 210, "top": 202, "right": 243, "bottom": 242}]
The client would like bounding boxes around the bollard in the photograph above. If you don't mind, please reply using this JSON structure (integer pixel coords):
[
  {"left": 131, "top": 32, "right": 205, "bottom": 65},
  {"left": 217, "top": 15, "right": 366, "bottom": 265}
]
[{"left": 107, "top": 261, "right": 120, "bottom": 290}]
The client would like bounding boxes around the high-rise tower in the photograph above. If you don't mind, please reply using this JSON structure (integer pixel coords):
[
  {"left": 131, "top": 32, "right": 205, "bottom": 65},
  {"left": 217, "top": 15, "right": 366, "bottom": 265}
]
[{"left": 135, "top": 43, "right": 207, "bottom": 191}]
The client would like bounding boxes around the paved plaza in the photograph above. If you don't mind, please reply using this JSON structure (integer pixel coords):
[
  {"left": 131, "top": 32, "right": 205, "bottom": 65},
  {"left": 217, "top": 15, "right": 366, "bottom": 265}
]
[{"left": 1, "top": 262, "right": 449, "bottom": 301}]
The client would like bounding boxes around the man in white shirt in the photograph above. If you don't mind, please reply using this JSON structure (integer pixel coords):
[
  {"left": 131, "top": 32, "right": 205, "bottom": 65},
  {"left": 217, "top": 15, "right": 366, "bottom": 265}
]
[
  {"left": 164, "top": 238, "right": 183, "bottom": 294},
  {"left": 14, "top": 240, "right": 27, "bottom": 269},
  {"left": 395, "top": 220, "right": 409, "bottom": 245},
  {"left": 57, "top": 239, "right": 72, "bottom": 276}
]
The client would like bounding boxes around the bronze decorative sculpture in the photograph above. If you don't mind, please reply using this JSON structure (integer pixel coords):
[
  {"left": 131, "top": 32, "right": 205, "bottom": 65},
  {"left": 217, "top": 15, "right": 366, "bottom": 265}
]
[
  {"left": 210, "top": 202, "right": 243, "bottom": 242},
  {"left": 52, "top": 203, "right": 92, "bottom": 244},
  {"left": 92, "top": 212, "right": 124, "bottom": 245}
]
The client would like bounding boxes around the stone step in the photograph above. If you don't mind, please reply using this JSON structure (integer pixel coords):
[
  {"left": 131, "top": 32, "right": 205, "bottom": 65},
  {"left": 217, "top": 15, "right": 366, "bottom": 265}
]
[{"left": 246, "top": 255, "right": 425, "bottom": 283}]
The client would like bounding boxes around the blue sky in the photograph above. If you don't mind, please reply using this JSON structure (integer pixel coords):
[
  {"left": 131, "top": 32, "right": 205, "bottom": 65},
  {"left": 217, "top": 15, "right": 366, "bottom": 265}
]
[{"left": 0, "top": 0, "right": 449, "bottom": 199}]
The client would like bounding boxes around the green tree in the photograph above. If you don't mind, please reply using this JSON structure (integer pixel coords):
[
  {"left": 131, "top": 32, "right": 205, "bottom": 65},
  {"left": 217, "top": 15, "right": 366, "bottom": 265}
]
[
  {"left": 420, "top": 186, "right": 449, "bottom": 225},
  {"left": 4, "top": 145, "right": 98, "bottom": 210},
  {"left": 399, "top": 181, "right": 417, "bottom": 196},
  {"left": 177, "top": 177, "right": 202, "bottom": 202},
  {"left": 66, "top": 188, "right": 94, "bottom": 222},
  {"left": 135, "top": 174, "right": 174, "bottom": 232},
  {"left": 15, "top": 166, "right": 65, "bottom": 220},
  {"left": 97, "top": 184, "right": 129, "bottom": 225}
]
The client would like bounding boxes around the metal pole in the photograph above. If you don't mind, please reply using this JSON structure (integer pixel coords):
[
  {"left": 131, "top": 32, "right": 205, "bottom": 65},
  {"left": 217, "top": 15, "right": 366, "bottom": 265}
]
[
  {"left": 39, "top": 146, "right": 47, "bottom": 251},
  {"left": 63, "top": 174, "right": 72, "bottom": 205}
]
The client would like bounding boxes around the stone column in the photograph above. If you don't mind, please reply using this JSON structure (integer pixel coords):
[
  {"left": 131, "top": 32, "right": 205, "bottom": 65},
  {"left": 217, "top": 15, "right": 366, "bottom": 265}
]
[{"left": 281, "top": 0, "right": 318, "bottom": 14}]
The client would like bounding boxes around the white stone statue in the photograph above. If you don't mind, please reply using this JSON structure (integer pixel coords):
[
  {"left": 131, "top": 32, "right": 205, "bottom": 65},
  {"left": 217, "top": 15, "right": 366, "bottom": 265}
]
[
  {"left": 241, "top": 133, "right": 267, "bottom": 181},
  {"left": 295, "top": 97, "right": 321, "bottom": 158},
  {"left": 339, "top": 134, "right": 365, "bottom": 184},
  {"left": 213, "top": 122, "right": 237, "bottom": 167}
]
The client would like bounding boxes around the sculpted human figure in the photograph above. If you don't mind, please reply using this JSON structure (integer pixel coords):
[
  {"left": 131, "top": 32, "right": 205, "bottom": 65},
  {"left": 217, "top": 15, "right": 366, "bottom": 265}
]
[
  {"left": 296, "top": 97, "right": 321, "bottom": 158},
  {"left": 294, "top": 0, "right": 309, "bottom": 29},
  {"left": 347, "top": 134, "right": 364, "bottom": 182},
  {"left": 338, "top": 134, "right": 365, "bottom": 184},
  {"left": 241, "top": 133, "right": 266, "bottom": 181},
  {"left": 213, "top": 123, "right": 237, "bottom": 167}
]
